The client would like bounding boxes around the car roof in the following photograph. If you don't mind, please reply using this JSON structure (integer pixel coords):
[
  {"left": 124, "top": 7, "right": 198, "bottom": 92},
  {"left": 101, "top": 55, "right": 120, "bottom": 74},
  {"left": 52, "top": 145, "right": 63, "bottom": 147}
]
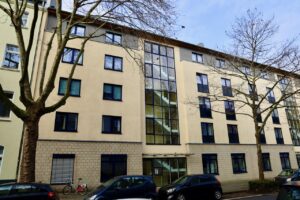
[{"left": 0, "top": 182, "right": 51, "bottom": 187}]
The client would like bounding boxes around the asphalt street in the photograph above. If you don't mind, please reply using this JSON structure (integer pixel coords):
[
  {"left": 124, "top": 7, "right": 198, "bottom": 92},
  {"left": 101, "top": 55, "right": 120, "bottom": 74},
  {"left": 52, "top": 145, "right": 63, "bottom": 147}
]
[{"left": 224, "top": 193, "right": 277, "bottom": 200}]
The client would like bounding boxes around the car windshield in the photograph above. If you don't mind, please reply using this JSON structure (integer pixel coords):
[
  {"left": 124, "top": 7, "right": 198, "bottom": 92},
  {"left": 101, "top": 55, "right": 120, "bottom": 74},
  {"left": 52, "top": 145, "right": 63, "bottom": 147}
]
[
  {"left": 172, "top": 176, "right": 189, "bottom": 184},
  {"left": 277, "top": 187, "right": 300, "bottom": 200},
  {"left": 279, "top": 170, "right": 295, "bottom": 176},
  {"left": 96, "top": 177, "right": 120, "bottom": 189}
]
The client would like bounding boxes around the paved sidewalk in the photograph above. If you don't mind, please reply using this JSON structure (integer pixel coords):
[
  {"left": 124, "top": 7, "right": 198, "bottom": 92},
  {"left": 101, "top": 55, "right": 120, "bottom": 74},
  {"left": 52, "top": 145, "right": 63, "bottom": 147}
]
[{"left": 59, "top": 194, "right": 85, "bottom": 200}]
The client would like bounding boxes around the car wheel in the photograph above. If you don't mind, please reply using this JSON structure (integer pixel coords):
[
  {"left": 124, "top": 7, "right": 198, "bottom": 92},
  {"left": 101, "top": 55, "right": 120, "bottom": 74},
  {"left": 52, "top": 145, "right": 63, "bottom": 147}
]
[
  {"left": 177, "top": 194, "right": 186, "bottom": 200},
  {"left": 214, "top": 189, "right": 222, "bottom": 200}
]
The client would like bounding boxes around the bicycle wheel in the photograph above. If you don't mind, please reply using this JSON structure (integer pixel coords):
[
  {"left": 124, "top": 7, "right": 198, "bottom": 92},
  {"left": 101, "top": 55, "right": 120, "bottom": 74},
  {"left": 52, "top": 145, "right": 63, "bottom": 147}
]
[
  {"left": 78, "top": 186, "right": 88, "bottom": 195},
  {"left": 63, "top": 185, "right": 72, "bottom": 195}
]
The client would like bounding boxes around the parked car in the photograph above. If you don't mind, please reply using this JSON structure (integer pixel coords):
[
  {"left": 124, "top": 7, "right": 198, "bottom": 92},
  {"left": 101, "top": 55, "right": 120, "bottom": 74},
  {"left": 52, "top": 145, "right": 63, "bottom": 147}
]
[
  {"left": 84, "top": 175, "right": 156, "bottom": 200},
  {"left": 0, "top": 182, "right": 59, "bottom": 200},
  {"left": 158, "top": 174, "right": 222, "bottom": 200},
  {"left": 277, "top": 181, "right": 300, "bottom": 200},
  {"left": 275, "top": 169, "right": 299, "bottom": 185}
]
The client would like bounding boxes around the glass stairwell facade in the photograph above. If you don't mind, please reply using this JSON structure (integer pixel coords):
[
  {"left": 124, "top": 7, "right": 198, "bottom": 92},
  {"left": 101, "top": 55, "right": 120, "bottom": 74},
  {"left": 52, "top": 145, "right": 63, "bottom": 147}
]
[{"left": 144, "top": 41, "right": 180, "bottom": 145}]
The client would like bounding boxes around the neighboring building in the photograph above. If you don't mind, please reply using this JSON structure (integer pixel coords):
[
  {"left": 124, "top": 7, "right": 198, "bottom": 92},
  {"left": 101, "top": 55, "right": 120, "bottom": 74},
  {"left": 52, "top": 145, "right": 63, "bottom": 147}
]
[
  {"left": 32, "top": 8, "right": 299, "bottom": 192},
  {"left": 0, "top": 0, "right": 46, "bottom": 182}
]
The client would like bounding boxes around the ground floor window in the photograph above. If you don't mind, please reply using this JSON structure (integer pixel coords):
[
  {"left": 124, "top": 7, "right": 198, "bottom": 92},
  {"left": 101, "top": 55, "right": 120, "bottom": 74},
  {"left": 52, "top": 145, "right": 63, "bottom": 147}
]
[
  {"left": 101, "top": 154, "right": 127, "bottom": 182},
  {"left": 280, "top": 153, "right": 291, "bottom": 170},
  {"left": 262, "top": 153, "right": 272, "bottom": 171},
  {"left": 51, "top": 154, "right": 75, "bottom": 184},
  {"left": 143, "top": 158, "right": 186, "bottom": 187},
  {"left": 202, "top": 154, "right": 218, "bottom": 175},
  {"left": 231, "top": 153, "right": 247, "bottom": 174}
]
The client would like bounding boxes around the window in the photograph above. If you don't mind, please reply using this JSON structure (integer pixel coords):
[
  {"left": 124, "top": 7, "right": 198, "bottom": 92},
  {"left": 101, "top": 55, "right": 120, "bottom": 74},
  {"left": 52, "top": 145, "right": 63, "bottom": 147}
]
[
  {"left": 262, "top": 153, "right": 272, "bottom": 171},
  {"left": 259, "top": 127, "right": 266, "bottom": 144},
  {"left": 58, "top": 78, "right": 81, "bottom": 97},
  {"left": 105, "top": 32, "right": 122, "bottom": 45},
  {"left": 241, "top": 66, "right": 251, "bottom": 75},
  {"left": 21, "top": 12, "right": 29, "bottom": 27},
  {"left": 297, "top": 154, "right": 300, "bottom": 168},
  {"left": 266, "top": 88, "right": 275, "bottom": 103},
  {"left": 221, "top": 78, "right": 233, "bottom": 96},
  {"left": 2, "top": 44, "right": 19, "bottom": 69},
  {"left": 0, "top": 92, "right": 13, "bottom": 118},
  {"left": 50, "top": 154, "right": 75, "bottom": 184},
  {"left": 248, "top": 84, "right": 258, "bottom": 101},
  {"left": 202, "top": 154, "right": 218, "bottom": 174},
  {"left": 62, "top": 48, "right": 83, "bottom": 65},
  {"left": 196, "top": 73, "right": 209, "bottom": 93},
  {"left": 216, "top": 58, "right": 225, "bottom": 68},
  {"left": 272, "top": 109, "right": 280, "bottom": 124},
  {"left": 102, "top": 115, "right": 121, "bottom": 134},
  {"left": 0, "top": 146, "right": 3, "bottom": 174},
  {"left": 104, "top": 55, "right": 123, "bottom": 71},
  {"left": 199, "top": 97, "right": 212, "bottom": 118},
  {"left": 231, "top": 153, "right": 247, "bottom": 173},
  {"left": 261, "top": 71, "right": 269, "bottom": 79},
  {"left": 70, "top": 25, "right": 85, "bottom": 36},
  {"left": 256, "top": 107, "right": 262, "bottom": 123},
  {"left": 192, "top": 52, "right": 203, "bottom": 63},
  {"left": 275, "top": 128, "right": 284, "bottom": 144},
  {"left": 201, "top": 123, "right": 214, "bottom": 143},
  {"left": 227, "top": 125, "right": 239, "bottom": 143},
  {"left": 103, "top": 84, "right": 122, "bottom": 101},
  {"left": 280, "top": 153, "right": 291, "bottom": 170},
  {"left": 54, "top": 112, "right": 78, "bottom": 132},
  {"left": 224, "top": 100, "right": 236, "bottom": 120},
  {"left": 101, "top": 154, "right": 127, "bottom": 182}
]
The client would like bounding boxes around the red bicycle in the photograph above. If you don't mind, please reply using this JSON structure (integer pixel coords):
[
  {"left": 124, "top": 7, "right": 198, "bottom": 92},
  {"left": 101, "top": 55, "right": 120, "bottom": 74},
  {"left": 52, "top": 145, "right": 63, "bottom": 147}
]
[{"left": 63, "top": 178, "right": 88, "bottom": 195}]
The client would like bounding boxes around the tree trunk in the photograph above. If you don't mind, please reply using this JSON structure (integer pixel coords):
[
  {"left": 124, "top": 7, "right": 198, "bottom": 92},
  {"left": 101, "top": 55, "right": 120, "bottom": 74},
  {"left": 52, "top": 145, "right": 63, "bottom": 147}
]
[
  {"left": 18, "top": 118, "right": 40, "bottom": 183},
  {"left": 255, "top": 125, "right": 265, "bottom": 181}
]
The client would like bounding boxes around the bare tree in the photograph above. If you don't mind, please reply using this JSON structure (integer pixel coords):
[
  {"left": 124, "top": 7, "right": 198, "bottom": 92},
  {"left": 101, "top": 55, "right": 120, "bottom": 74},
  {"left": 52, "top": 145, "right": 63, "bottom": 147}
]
[
  {"left": 0, "top": 0, "right": 176, "bottom": 182},
  {"left": 202, "top": 9, "right": 300, "bottom": 180}
]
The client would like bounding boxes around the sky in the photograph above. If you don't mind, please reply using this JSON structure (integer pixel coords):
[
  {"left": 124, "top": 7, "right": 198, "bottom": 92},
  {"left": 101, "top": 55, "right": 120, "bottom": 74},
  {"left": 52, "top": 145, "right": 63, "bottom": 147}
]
[{"left": 174, "top": 0, "right": 300, "bottom": 51}]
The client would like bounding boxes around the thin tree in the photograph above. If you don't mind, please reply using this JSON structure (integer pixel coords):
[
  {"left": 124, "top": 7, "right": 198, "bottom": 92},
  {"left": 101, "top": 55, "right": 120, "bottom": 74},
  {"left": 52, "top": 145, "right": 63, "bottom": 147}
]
[
  {"left": 0, "top": 0, "right": 176, "bottom": 182},
  {"left": 205, "top": 9, "right": 300, "bottom": 180}
]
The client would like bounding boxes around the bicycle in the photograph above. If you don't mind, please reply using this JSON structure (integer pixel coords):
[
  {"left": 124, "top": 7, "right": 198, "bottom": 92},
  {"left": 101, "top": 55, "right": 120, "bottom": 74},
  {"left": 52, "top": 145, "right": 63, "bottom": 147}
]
[{"left": 62, "top": 178, "right": 88, "bottom": 195}]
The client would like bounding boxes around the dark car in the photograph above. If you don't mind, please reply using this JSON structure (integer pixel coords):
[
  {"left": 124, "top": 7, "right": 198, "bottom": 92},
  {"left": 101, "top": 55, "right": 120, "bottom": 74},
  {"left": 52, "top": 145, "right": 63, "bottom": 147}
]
[
  {"left": 275, "top": 169, "right": 299, "bottom": 185},
  {"left": 158, "top": 174, "right": 222, "bottom": 200},
  {"left": 84, "top": 175, "right": 156, "bottom": 200},
  {"left": 277, "top": 181, "right": 300, "bottom": 200},
  {"left": 0, "top": 182, "right": 59, "bottom": 200}
]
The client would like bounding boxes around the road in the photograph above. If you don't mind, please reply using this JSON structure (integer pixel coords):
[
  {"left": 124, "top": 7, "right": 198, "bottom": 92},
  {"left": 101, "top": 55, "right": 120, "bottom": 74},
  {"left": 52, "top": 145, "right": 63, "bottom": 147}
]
[{"left": 224, "top": 193, "right": 277, "bottom": 200}]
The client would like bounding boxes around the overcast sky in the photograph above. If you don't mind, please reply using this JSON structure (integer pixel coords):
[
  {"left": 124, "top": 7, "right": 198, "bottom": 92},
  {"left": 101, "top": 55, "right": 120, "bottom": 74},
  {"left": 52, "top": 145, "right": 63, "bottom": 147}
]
[{"left": 174, "top": 0, "right": 300, "bottom": 51}]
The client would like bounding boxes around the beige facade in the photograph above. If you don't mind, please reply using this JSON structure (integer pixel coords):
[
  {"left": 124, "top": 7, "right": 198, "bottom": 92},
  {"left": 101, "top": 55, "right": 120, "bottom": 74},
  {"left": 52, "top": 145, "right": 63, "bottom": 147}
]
[
  {"left": 0, "top": 1, "right": 45, "bottom": 182},
  {"left": 31, "top": 9, "right": 300, "bottom": 192}
]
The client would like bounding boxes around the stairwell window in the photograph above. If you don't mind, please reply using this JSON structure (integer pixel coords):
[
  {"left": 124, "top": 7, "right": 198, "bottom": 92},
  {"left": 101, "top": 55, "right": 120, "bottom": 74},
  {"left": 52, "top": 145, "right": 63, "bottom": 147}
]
[
  {"left": 196, "top": 73, "right": 209, "bottom": 93},
  {"left": 0, "top": 92, "right": 13, "bottom": 118},
  {"left": 106, "top": 32, "right": 122, "bottom": 45},
  {"left": 199, "top": 97, "right": 212, "bottom": 118},
  {"left": 272, "top": 109, "right": 280, "bottom": 124},
  {"left": 102, "top": 115, "right": 121, "bottom": 134},
  {"left": 2, "top": 44, "right": 19, "bottom": 69},
  {"left": 221, "top": 78, "right": 233, "bottom": 97},
  {"left": 266, "top": 88, "right": 276, "bottom": 103},
  {"left": 224, "top": 100, "right": 236, "bottom": 120},
  {"left": 62, "top": 48, "right": 83, "bottom": 65},
  {"left": 192, "top": 52, "right": 203, "bottom": 63},
  {"left": 227, "top": 125, "right": 239, "bottom": 144},
  {"left": 275, "top": 128, "right": 284, "bottom": 144},
  {"left": 201, "top": 122, "right": 215, "bottom": 143}
]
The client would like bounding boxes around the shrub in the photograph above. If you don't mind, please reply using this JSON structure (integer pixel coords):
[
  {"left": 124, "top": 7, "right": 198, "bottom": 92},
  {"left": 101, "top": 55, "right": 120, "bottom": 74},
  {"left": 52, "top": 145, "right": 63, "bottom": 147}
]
[{"left": 249, "top": 179, "right": 278, "bottom": 192}]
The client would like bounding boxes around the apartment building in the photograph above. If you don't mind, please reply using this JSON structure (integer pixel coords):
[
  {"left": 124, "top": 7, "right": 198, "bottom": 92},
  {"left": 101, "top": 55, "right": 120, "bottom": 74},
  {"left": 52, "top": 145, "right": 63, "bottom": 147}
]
[
  {"left": 30, "top": 8, "right": 300, "bottom": 192},
  {"left": 0, "top": 1, "right": 46, "bottom": 183}
]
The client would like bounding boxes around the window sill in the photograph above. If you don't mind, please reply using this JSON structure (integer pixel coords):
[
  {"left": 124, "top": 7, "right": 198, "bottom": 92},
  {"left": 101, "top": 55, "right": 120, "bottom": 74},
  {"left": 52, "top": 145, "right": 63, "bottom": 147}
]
[
  {"left": 104, "top": 68, "right": 123, "bottom": 72},
  {"left": 54, "top": 130, "right": 78, "bottom": 133},
  {"left": 103, "top": 98, "right": 122, "bottom": 102},
  {"left": 233, "top": 171, "right": 248, "bottom": 174},
  {"left": 102, "top": 132, "right": 122, "bottom": 134},
  {"left": 0, "top": 67, "right": 20, "bottom": 72},
  {"left": 0, "top": 117, "right": 12, "bottom": 122},
  {"left": 145, "top": 143, "right": 181, "bottom": 146},
  {"left": 61, "top": 61, "right": 83, "bottom": 66},
  {"left": 58, "top": 93, "right": 81, "bottom": 98}
]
